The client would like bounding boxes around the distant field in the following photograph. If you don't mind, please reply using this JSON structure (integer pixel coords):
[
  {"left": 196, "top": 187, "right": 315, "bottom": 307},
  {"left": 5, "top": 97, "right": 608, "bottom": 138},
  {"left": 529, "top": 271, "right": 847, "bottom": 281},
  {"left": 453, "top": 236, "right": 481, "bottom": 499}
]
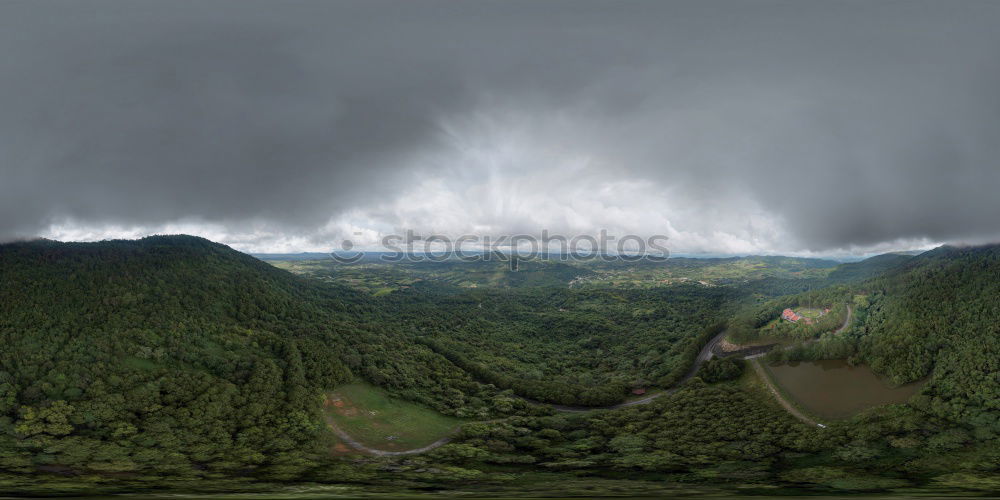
[
  {"left": 324, "top": 383, "right": 461, "bottom": 451},
  {"left": 575, "top": 256, "right": 838, "bottom": 288},
  {"left": 267, "top": 255, "right": 840, "bottom": 293}
]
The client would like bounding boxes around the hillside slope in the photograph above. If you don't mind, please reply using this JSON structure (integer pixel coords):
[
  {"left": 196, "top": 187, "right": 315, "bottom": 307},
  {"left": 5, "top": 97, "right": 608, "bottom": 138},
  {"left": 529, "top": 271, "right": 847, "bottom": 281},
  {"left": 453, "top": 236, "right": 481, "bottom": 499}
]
[
  {"left": 856, "top": 245, "right": 1000, "bottom": 428},
  {"left": 0, "top": 236, "right": 496, "bottom": 478},
  {"left": 826, "top": 253, "right": 913, "bottom": 283},
  {"left": 3, "top": 237, "right": 1000, "bottom": 495}
]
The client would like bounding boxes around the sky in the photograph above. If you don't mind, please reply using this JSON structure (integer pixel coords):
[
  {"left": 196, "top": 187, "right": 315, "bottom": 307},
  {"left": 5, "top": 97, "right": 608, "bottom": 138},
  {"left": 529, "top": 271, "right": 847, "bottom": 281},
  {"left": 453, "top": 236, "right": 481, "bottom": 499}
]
[{"left": 2, "top": 0, "right": 999, "bottom": 256}]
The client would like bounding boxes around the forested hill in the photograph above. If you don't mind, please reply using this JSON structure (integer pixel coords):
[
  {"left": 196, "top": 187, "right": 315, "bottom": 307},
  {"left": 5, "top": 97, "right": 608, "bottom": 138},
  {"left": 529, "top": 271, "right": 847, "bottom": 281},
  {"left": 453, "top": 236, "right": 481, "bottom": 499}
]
[
  {"left": 0, "top": 235, "right": 500, "bottom": 478},
  {"left": 0, "top": 236, "right": 356, "bottom": 475},
  {"left": 826, "top": 252, "right": 913, "bottom": 283},
  {"left": 855, "top": 244, "right": 1000, "bottom": 429},
  {"left": 1, "top": 234, "right": 370, "bottom": 315}
]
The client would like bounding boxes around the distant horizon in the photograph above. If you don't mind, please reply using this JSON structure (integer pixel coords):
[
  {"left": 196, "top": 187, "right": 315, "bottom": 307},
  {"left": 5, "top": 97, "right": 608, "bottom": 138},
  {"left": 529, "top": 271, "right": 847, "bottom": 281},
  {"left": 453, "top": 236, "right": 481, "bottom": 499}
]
[
  {"left": 251, "top": 247, "right": 930, "bottom": 263},
  {"left": 4, "top": 232, "right": 942, "bottom": 263}
]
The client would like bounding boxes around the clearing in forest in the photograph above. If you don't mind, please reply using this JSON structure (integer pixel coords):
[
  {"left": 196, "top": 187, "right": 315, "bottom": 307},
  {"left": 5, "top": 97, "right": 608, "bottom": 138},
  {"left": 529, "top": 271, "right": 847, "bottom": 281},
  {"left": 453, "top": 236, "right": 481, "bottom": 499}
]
[
  {"left": 793, "top": 307, "right": 828, "bottom": 319},
  {"left": 323, "top": 383, "right": 460, "bottom": 451}
]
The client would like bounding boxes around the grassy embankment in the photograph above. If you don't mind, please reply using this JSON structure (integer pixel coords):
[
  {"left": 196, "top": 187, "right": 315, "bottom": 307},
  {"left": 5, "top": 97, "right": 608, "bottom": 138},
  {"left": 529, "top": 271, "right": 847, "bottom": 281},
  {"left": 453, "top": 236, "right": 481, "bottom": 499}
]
[
  {"left": 324, "top": 383, "right": 461, "bottom": 451},
  {"left": 751, "top": 360, "right": 828, "bottom": 427}
]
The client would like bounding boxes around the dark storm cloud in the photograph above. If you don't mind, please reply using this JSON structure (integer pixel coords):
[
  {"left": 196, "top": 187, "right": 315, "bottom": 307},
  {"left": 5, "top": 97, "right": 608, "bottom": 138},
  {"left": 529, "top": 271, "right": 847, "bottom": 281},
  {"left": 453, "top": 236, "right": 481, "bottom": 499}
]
[
  {"left": 0, "top": 0, "right": 475, "bottom": 237},
  {"left": 1, "top": 0, "right": 999, "bottom": 251}
]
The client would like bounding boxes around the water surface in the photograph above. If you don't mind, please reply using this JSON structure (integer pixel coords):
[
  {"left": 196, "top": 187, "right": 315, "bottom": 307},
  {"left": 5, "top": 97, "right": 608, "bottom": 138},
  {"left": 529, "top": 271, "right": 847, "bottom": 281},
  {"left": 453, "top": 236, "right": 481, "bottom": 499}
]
[{"left": 766, "top": 359, "right": 925, "bottom": 419}]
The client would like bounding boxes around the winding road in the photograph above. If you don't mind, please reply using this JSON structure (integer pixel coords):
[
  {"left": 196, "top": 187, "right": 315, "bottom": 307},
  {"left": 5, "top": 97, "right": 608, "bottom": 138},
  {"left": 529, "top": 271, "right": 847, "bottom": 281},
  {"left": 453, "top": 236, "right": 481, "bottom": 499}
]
[
  {"left": 545, "top": 328, "right": 729, "bottom": 413},
  {"left": 743, "top": 304, "right": 852, "bottom": 428},
  {"left": 333, "top": 305, "right": 852, "bottom": 454},
  {"left": 833, "top": 304, "right": 854, "bottom": 336},
  {"left": 331, "top": 329, "right": 731, "bottom": 455},
  {"left": 744, "top": 304, "right": 853, "bottom": 360}
]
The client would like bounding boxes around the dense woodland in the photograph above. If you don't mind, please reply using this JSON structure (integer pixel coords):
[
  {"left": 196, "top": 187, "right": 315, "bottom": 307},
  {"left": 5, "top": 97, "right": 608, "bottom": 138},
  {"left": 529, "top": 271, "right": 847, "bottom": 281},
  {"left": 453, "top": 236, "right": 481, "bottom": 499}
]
[
  {"left": 0, "top": 237, "right": 522, "bottom": 482},
  {"left": 384, "top": 284, "right": 736, "bottom": 405},
  {"left": 1, "top": 236, "right": 1000, "bottom": 496},
  {"left": 855, "top": 246, "right": 1000, "bottom": 430}
]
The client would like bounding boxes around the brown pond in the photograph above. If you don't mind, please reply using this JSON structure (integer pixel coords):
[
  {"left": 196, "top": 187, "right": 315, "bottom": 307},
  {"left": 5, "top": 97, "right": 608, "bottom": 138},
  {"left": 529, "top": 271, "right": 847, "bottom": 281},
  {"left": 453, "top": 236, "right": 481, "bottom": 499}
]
[{"left": 765, "top": 359, "right": 926, "bottom": 420}]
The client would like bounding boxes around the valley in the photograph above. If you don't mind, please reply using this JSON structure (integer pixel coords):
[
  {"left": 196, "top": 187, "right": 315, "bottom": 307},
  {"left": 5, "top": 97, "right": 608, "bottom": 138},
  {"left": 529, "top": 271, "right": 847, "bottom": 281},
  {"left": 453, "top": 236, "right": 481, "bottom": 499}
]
[
  {"left": 321, "top": 305, "right": 862, "bottom": 455},
  {"left": 3, "top": 1, "right": 993, "bottom": 496},
  {"left": 2, "top": 236, "right": 999, "bottom": 497}
]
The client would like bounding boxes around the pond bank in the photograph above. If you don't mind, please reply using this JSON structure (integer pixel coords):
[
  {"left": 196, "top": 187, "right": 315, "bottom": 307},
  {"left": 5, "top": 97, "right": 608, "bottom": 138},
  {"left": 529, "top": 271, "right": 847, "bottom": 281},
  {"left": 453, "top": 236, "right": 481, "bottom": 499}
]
[{"left": 762, "top": 359, "right": 926, "bottom": 420}]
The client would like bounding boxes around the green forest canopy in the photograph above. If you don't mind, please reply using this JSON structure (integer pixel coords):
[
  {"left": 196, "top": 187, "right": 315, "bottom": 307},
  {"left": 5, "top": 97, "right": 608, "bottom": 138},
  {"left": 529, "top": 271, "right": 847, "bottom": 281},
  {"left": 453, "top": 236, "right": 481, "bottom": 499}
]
[{"left": 2, "top": 236, "right": 999, "bottom": 495}]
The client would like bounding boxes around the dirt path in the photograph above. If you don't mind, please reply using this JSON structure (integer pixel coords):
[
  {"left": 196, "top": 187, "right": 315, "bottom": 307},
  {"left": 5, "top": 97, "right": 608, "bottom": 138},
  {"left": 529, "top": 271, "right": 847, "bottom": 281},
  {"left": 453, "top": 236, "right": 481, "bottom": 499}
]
[
  {"left": 749, "top": 359, "right": 824, "bottom": 428},
  {"left": 741, "top": 305, "right": 852, "bottom": 426},
  {"left": 325, "top": 416, "right": 456, "bottom": 456},
  {"left": 544, "top": 306, "right": 852, "bottom": 420},
  {"left": 834, "top": 304, "right": 853, "bottom": 335},
  {"left": 330, "top": 330, "right": 730, "bottom": 454},
  {"left": 818, "top": 303, "right": 854, "bottom": 339},
  {"left": 331, "top": 316, "right": 844, "bottom": 455}
]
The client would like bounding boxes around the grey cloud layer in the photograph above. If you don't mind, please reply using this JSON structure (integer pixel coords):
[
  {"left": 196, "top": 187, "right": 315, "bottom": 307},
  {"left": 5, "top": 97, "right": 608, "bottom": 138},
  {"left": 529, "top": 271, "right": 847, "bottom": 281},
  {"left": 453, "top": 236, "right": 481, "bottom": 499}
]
[{"left": 2, "top": 0, "right": 998, "bottom": 251}]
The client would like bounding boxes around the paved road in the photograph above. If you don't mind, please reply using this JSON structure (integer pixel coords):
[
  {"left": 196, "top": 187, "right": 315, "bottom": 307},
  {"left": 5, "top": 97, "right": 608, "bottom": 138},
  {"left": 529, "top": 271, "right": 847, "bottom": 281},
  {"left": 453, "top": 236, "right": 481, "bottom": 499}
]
[
  {"left": 744, "top": 304, "right": 853, "bottom": 360},
  {"left": 331, "top": 330, "right": 730, "bottom": 455},
  {"left": 743, "top": 305, "right": 853, "bottom": 427},
  {"left": 333, "top": 309, "right": 851, "bottom": 455},
  {"left": 545, "top": 329, "right": 728, "bottom": 412}
]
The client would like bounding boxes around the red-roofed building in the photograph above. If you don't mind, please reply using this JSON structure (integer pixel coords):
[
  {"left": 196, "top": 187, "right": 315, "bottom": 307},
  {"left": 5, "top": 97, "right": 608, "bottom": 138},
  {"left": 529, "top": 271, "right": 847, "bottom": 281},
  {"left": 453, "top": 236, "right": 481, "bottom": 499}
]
[{"left": 781, "top": 308, "right": 802, "bottom": 322}]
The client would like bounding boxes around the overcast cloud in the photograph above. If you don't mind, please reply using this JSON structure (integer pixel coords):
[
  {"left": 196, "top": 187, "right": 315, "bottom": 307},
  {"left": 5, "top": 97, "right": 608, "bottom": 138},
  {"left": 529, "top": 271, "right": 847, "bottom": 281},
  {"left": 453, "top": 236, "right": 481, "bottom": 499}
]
[{"left": 2, "top": 0, "right": 999, "bottom": 255}]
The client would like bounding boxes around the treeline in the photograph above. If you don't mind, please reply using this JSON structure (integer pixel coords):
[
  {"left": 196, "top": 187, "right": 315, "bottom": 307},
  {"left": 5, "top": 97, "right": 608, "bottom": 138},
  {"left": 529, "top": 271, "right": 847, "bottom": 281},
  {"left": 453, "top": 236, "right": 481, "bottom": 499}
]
[
  {"left": 657, "top": 321, "right": 728, "bottom": 387},
  {"left": 376, "top": 281, "right": 738, "bottom": 406},
  {"left": 431, "top": 379, "right": 992, "bottom": 493},
  {"left": 417, "top": 337, "right": 626, "bottom": 407},
  {"left": 3, "top": 236, "right": 1000, "bottom": 495},
  {"left": 0, "top": 236, "right": 512, "bottom": 480},
  {"left": 418, "top": 320, "right": 727, "bottom": 407},
  {"left": 385, "top": 285, "right": 739, "bottom": 391},
  {"left": 0, "top": 237, "right": 361, "bottom": 478},
  {"left": 747, "top": 245, "right": 1000, "bottom": 439},
  {"left": 697, "top": 357, "right": 745, "bottom": 383},
  {"left": 850, "top": 245, "right": 1000, "bottom": 432},
  {"left": 0, "top": 234, "right": 801, "bottom": 482},
  {"left": 764, "top": 336, "right": 860, "bottom": 364}
]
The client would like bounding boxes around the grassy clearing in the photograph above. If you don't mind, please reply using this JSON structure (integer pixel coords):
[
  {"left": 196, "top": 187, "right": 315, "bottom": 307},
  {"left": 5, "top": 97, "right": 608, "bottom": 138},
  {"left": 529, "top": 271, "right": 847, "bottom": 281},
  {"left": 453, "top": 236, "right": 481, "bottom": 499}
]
[
  {"left": 796, "top": 307, "right": 827, "bottom": 319},
  {"left": 323, "top": 383, "right": 461, "bottom": 451}
]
